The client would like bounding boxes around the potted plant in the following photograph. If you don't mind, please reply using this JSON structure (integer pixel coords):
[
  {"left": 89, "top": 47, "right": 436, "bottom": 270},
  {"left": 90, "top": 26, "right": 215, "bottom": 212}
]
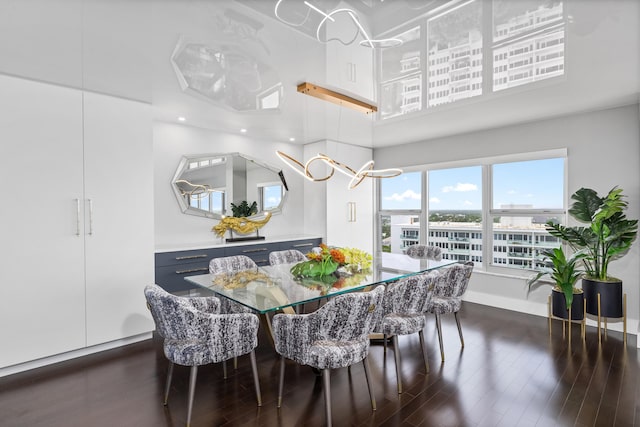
[
  {"left": 528, "top": 247, "right": 587, "bottom": 321},
  {"left": 545, "top": 187, "right": 638, "bottom": 318},
  {"left": 231, "top": 200, "right": 258, "bottom": 218}
]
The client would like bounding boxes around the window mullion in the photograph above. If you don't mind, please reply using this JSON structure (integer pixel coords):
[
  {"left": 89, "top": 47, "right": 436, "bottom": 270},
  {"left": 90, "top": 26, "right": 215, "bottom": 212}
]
[
  {"left": 482, "top": 164, "right": 492, "bottom": 270},
  {"left": 482, "top": 0, "right": 493, "bottom": 97}
]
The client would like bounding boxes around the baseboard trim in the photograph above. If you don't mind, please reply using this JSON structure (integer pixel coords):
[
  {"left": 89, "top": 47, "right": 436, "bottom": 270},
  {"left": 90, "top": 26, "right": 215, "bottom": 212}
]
[{"left": 0, "top": 332, "right": 153, "bottom": 378}]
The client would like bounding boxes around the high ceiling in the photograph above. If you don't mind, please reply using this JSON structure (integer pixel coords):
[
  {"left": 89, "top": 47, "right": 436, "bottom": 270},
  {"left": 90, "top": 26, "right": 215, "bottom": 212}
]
[{"left": 0, "top": 0, "right": 637, "bottom": 148}]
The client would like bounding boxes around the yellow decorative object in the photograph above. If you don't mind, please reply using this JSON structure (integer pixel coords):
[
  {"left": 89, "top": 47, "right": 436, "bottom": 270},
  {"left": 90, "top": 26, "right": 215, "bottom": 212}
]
[{"left": 212, "top": 212, "right": 271, "bottom": 238}]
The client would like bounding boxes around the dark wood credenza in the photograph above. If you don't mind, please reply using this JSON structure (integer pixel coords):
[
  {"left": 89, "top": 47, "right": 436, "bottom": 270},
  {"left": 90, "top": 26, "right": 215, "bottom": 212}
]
[{"left": 155, "top": 236, "right": 322, "bottom": 293}]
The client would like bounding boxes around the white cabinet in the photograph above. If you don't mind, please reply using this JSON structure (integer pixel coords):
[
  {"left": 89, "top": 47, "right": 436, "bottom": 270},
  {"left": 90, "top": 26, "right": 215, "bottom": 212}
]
[
  {"left": 0, "top": 76, "right": 86, "bottom": 367},
  {"left": 83, "top": 93, "right": 154, "bottom": 346},
  {"left": 303, "top": 140, "right": 373, "bottom": 254},
  {"left": 0, "top": 75, "right": 154, "bottom": 369}
]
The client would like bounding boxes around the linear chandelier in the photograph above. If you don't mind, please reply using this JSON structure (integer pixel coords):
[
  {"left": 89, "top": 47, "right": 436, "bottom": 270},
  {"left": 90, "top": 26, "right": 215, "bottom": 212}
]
[
  {"left": 274, "top": 0, "right": 402, "bottom": 49},
  {"left": 297, "top": 82, "right": 377, "bottom": 114},
  {"left": 276, "top": 151, "right": 402, "bottom": 189}
]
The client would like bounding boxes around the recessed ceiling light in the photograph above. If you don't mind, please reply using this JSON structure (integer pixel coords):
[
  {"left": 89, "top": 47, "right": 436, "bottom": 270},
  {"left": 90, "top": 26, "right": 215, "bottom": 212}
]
[
  {"left": 240, "top": 128, "right": 247, "bottom": 133},
  {"left": 177, "top": 116, "right": 186, "bottom": 122},
  {"left": 289, "top": 137, "right": 295, "bottom": 142}
]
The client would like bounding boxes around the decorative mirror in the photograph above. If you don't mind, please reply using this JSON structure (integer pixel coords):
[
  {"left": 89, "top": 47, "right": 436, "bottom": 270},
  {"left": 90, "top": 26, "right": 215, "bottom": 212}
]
[{"left": 172, "top": 153, "right": 288, "bottom": 220}]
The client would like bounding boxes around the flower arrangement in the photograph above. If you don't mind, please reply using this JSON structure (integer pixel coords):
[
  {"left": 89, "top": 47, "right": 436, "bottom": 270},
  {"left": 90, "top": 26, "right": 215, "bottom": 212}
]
[{"left": 290, "top": 244, "right": 372, "bottom": 278}]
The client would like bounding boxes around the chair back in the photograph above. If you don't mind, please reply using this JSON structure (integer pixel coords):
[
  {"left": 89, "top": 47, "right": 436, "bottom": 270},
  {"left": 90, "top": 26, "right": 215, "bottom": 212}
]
[
  {"left": 314, "top": 286, "right": 385, "bottom": 342},
  {"left": 405, "top": 244, "right": 442, "bottom": 261},
  {"left": 144, "top": 284, "right": 204, "bottom": 341},
  {"left": 209, "top": 255, "right": 257, "bottom": 274},
  {"left": 269, "top": 249, "right": 307, "bottom": 265},
  {"left": 434, "top": 262, "right": 474, "bottom": 298},
  {"left": 382, "top": 270, "right": 439, "bottom": 317}
]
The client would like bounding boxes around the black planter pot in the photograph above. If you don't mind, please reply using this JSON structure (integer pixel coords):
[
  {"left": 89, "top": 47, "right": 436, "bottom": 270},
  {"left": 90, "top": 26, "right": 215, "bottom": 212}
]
[
  {"left": 551, "top": 288, "right": 584, "bottom": 320},
  {"left": 582, "top": 278, "right": 623, "bottom": 318}
]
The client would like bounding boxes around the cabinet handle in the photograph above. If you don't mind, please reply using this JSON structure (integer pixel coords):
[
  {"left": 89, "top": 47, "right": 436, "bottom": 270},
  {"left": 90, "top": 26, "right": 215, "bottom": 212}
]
[
  {"left": 175, "top": 254, "right": 208, "bottom": 260},
  {"left": 293, "top": 243, "right": 314, "bottom": 248},
  {"left": 87, "top": 199, "right": 94, "bottom": 235},
  {"left": 75, "top": 198, "right": 81, "bottom": 236},
  {"left": 242, "top": 248, "right": 267, "bottom": 253},
  {"left": 175, "top": 267, "right": 209, "bottom": 274}
]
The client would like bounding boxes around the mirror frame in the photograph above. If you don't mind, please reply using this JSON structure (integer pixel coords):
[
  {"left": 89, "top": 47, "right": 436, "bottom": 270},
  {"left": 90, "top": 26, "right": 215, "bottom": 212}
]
[{"left": 171, "top": 152, "right": 288, "bottom": 220}]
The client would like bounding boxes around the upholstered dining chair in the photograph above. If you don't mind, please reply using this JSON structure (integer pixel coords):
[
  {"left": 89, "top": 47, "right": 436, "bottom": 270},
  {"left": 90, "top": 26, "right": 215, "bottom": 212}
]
[
  {"left": 272, "top": 286, "right": 385, "bottom": 427},
  {"left": 405, "top": 244, "right": 443, "bottom": 261},
  {"left": 375, "top": 271, "right": 438, "bottom": 394},
  {"left": 425, "top": 261, "right": 474, "bottom": 362},
  {"left": 209, "top": 255, "right": 257, "bottom": 314},
  {"left": 269, "top": 249, "right": 307, "bottom": 265},
  {"left": 144, "top": 284, "right": 262, "bottom": 427},
  {"left": 209, "top": 254, "right": 258, "bottom": 275}
]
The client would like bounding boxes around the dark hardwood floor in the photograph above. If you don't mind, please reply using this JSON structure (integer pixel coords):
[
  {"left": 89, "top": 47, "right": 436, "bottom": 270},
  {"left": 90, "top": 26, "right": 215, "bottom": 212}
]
[{"left": 1, "top": 302, "right": 638, "bottom": 427}]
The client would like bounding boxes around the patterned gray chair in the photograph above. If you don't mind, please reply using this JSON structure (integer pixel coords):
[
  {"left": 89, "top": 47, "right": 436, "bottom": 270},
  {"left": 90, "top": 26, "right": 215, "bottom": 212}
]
[
  {"left": 209, "top": 255, "right": 257, "bottom": 314},
  {"left": 272, "top": 286, "right": 385, "bottom": 427},
  {"left": 209, "top": 254, "right": 258, "bottom": 275},
  {"left": 405, "top": 244, "right": 443, "bottom": 261},
  {"left": 424, "top": 262, "right": 474, "bottom": 362},
  {"left": 375, "top": 271, "right": 438, "bottom": 394},
  {"left": 144, "top": 284, "right": 262, "bottom": 427},
  {"left": 269, "top": 249, "right": 307, "bottom": 265}
]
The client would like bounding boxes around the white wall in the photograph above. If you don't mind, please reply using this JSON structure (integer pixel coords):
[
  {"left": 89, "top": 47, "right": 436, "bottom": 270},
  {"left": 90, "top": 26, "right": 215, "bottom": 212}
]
[
  {"left": 374, "top": 104, "right": 640, "bottom": 339},
  {"left": 153, "top": 122, "right": 306, "bottom": 247}
]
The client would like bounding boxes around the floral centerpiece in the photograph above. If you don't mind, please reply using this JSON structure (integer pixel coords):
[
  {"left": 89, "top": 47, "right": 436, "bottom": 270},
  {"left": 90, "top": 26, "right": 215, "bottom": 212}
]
[{"left": 290, "top": 244, "right": 372, "bottom": 278}]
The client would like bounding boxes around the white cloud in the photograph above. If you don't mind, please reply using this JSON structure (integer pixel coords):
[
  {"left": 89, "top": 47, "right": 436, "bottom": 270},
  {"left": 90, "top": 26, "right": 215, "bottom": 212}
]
[
  {"left": 463, "top": 200, "right": 473, "bottom": 206},
  {"left": 385, "top": 189, "right": 421, "bottom": 202},
  {"left": 442, "top": 183, "right": 477, "bottom": 193},
  {"left": 507, "top": 190, "right": 517, "bottom": 195},
  {"left": 267, "top": 197, "right": 278, "bottom": 204},
  {"left": 429, "top": 197, "right": 440, "bottom": 204}
]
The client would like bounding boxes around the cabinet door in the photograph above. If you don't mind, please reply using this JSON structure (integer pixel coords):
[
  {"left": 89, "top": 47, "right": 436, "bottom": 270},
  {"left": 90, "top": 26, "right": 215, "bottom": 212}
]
[
  {"left": 0, "top": 76, "right": 86, "bottom": 367},
  {"left": 83, "top": 93, "right": 154, "bottom": 346}
]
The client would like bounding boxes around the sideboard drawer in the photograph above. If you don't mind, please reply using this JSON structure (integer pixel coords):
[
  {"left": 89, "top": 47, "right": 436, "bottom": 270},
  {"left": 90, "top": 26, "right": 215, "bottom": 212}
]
[
  {"left": 280, "top": 238, "right": 321, "bottom": 252},
  {"left": 225, "top": 242, "right": 279, "bottom": 266},
  {"left": 155, "top": 263, "right": 211, "bottom": 293},
  {"left": 155, "top": 247, "right": 224, "bottom": 267}
]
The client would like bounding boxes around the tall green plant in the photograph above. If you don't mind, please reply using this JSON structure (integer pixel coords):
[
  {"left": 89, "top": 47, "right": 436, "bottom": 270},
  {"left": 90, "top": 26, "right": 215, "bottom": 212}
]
[
  {"left": 545, "top": 187, "right": 638, "bottom": 281},
  {"left": 527, "top": 247, "right": 587, "bottom": 309}
]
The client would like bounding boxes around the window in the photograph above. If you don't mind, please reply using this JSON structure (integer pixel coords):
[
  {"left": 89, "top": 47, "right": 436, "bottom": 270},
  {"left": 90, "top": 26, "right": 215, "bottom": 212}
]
[
  {"left": 377, "top": 152, "right": 566, "bottom": 274},
  {"left": 429, "top": 165, "right": 482, "bottom": 267},
  {"left": 188, "top": 189, "right": 225, "bottom": 215},
  {"left": 258, "top": 183, "right": 283, "bottom": 211},
  {"left": 378, "top": 0, "right": 565, "bottom": 119},
  {"left": 378, "top": 171, "right": 422, "bottom": 253}
]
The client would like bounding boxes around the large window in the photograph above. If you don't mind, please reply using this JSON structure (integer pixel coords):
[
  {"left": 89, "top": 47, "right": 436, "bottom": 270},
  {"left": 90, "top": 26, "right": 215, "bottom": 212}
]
[
  {"left": 377, "top": 152, "right": 565, "bottom": 273},
  {"left": 379, "top": 171, "right": 422, "bottom": 252},
  {"left": 378, "top": 0, "right": 565, "bottom": 119},
  {"left": 428, "top": 166, "right": 482, "bottom": 263}
]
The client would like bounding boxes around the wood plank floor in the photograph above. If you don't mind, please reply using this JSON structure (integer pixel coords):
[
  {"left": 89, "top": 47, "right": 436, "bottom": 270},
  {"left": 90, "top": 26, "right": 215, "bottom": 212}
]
[{"left": 1, "top": 302, "right": 638, "bottom": 427}]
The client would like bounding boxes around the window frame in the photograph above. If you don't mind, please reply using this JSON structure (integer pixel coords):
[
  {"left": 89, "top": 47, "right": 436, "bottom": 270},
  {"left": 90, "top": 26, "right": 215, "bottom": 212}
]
[{"left": 376, "top": 148, "right": 567, "bottom": 277}]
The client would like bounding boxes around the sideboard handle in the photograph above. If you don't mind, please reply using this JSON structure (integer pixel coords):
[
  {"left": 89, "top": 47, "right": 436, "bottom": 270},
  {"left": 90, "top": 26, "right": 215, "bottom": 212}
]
[
  {"left": 175, "top": 267, "right": 209, "bottom": 274},
  {"left": 293, "top": 243, "right": 314, "bottom": 248},
  {"left": 175, "top": 254, "right": 208, "bottom": 260},
  {"left": 242, "top": 248, "right": 268, "bottom": 253}
]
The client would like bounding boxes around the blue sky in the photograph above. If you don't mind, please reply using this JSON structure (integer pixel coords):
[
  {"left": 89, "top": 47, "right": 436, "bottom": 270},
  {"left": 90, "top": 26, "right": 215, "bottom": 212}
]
[{"left": 381, "top": 158, "right": 564, "bottom": 210}]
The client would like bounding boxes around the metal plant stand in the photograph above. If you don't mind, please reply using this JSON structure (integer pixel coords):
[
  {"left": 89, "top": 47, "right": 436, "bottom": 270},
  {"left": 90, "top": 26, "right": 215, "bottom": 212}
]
[
  {"left": 594, "top": 293, "right": 627, "bottom": 346},
  {"left": 548, "top": 296, "right": 586, "bottom": 343}
]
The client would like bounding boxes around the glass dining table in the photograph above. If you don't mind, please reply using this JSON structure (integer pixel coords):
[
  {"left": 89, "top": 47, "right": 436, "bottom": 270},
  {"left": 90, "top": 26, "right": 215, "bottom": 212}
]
[{"left": 184, "top": 252, "right": 456, "bottom": 315}]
